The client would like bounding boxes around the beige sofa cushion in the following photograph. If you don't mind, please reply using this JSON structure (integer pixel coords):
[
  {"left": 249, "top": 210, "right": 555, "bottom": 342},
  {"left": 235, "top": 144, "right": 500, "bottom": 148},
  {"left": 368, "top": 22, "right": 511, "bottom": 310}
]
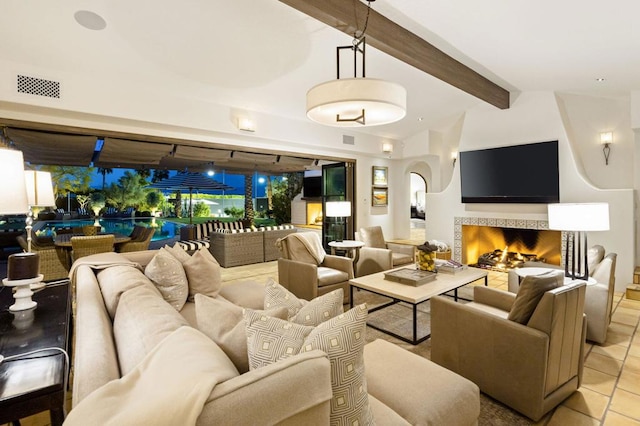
[
  {"left": 114, "top": 285, "right": 190, "bottom": 375},
  {"left": 183, "top": 248, "right": 222, "bottom": 301},
  {"left": 64, "top": 326, "right": 238, "bottom": 426},
  {"left": 218, "top": 280, "right": 264, "bottom": 309},
  {"left": 508, "top": 272, "right": 563, "bottom": 324},
  {"left": 96, "top": 265, "right": 161, "bottom": 320},
  {"left": 264, "top": 279, "right": 343, "bottom": 326},
  {"left": 244, "top": 304, "right": 374, "bottom": 425},
  {"left": 144, "top": 249, "right": 189, "bottom": 311},
  {"left": 195, "top": 294, "right": 288, "bottom": 374}
]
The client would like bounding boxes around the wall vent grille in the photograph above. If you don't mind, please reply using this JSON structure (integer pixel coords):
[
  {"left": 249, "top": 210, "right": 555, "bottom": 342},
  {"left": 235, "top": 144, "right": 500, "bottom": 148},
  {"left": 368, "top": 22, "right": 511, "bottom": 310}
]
[
  {"left": 17, "top": 75, "right": 60, "bottom": 98},
  {"left": 342, "top": 135, "right": 355, "bottom": 145}
]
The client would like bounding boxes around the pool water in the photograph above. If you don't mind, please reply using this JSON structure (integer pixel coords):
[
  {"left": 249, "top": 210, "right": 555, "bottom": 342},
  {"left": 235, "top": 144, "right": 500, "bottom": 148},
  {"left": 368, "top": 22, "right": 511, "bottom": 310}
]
[{"left": 36, "top": 218, "right": 184, "bottom": 242}]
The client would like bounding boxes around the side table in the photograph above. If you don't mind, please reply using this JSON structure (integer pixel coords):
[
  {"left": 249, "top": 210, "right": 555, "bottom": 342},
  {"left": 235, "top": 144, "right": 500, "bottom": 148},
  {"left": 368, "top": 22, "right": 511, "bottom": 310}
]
[
  {"left": 0, "top": 281, "right": 71, "bottom": 425},
  {"left": 515, "top": 267, "right": 597, "bottom": 285},
  {"left": 329, "top": 240, "right": 365, "bottom": 276}
]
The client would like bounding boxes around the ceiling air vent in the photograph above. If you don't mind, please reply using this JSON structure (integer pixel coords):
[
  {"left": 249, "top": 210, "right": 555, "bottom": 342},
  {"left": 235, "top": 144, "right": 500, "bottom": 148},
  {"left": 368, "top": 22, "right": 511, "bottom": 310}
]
[{"left": 17, "top": 75, "right": 60, "bottom": 99}]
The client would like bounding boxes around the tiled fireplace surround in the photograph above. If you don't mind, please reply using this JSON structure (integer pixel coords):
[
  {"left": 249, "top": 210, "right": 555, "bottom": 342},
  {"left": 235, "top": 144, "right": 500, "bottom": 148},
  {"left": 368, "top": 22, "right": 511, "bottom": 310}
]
[{"left": 454, "top": 216, "right": 567, "bottom": 269}]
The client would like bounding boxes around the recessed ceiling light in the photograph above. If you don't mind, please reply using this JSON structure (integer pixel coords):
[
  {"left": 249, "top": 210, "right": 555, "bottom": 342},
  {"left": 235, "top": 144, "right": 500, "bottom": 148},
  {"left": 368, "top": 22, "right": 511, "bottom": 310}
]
[
  {"left": 74, "top": 10, "right": 107, "bottom": 31},
  {"left": 418, "top": 117, "right": 424, "bottom": 122},
  {"left": 596, "top": 78, "right": 606, "bottom": 82}
]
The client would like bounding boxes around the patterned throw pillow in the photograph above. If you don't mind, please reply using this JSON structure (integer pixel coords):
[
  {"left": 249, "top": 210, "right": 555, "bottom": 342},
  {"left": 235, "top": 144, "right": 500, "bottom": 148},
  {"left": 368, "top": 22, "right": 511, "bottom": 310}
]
[
  {"left": 264, "top": 279, "right": 343, "bottom": 326},
  {"left": 244, "top": 304, "right": 374, "bottom": 425},
  {"left": 194, "top": 294, "right": 288, "bottom": 374},
  {"left": 144, "top": 248, "right": 189, "bottom": 311}
]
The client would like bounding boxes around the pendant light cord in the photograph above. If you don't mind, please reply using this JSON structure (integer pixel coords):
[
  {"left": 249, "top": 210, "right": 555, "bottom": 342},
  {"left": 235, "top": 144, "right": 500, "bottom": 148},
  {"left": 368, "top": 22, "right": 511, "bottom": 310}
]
[{"left": 353, "top": 0, "right": 374, "bottom": 42}]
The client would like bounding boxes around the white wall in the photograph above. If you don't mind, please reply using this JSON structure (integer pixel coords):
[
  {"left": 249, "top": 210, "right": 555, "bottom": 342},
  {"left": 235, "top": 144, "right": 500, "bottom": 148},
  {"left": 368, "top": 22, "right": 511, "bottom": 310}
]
[{"left": 425, "top": 92, "right": 634, "bottom": 292}]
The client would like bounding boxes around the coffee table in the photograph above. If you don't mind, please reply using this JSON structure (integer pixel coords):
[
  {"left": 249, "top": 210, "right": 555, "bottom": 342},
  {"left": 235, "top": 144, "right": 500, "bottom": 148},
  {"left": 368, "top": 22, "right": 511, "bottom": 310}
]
[{"left": 350, "top": 267, "right": 488, "bottom": 344}]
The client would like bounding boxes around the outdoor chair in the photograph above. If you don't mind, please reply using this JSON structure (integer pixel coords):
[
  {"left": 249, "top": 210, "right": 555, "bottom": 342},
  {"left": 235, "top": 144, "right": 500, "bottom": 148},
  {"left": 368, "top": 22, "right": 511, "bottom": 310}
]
[
  {"left": 117, "top": 227, "right": 155, "bottom": 253},
  {"left": 17, "top": 235, "right": 69, "bottom": 281},
  {"left": 70, "top": 235, "right": 115, "bottom": 262}
]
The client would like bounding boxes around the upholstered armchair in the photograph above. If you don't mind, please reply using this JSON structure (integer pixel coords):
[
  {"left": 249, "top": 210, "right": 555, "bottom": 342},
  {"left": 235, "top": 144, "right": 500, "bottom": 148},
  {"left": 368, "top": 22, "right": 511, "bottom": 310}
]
[
  {"left": 354, "top": 226, "right": 414, "bottom": 276},
  {"left": 507, "top": 245, "right": 617, "bottom": 344},
  {"left": 431, "top": 278, "right": 587, "bottom": 421},
  {"left": 17, "top": 235, "right": 69, "bottom": 281},
  {"left": 277, "top": 232, "right": 353, "bottom": 304}
]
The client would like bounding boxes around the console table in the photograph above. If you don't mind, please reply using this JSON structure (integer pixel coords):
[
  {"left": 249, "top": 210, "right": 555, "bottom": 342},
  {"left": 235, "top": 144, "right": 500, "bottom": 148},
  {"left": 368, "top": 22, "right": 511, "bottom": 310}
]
[{"left": 0, "top": 281, "right": 71, "bottom": 425}]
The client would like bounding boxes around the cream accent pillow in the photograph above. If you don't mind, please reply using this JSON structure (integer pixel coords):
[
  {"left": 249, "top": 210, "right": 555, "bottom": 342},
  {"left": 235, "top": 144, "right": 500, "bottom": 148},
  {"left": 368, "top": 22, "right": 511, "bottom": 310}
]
[
  {"left": 195, "top": 294, "right": 288, "bottom": 374},
  {"left": 145, "top": 248, "right": 189, "bottom": 311},
  {"left": 264, "top": 279, "right": 343, "bottom": 326},
  {"left": 164, "top": 242, "right": 192, "bottom": 264},
  {"left": 182, "top": 248, "right": 222, "bottom": 301},
  {"left": 64, "top": 326, "right": 239, "bottom": 426},
  {"left": 508, "top": 272, "right": 563, "bottom": 324},
  {"left": 244, "top": 304, "right": 374, "bottom": 425}
]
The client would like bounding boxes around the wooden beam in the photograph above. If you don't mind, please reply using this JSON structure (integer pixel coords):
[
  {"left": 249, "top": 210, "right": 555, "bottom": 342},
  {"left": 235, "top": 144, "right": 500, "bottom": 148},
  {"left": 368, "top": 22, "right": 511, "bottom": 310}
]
[{"left": 279, "top": 0, "right": 509, "bottom": 109}]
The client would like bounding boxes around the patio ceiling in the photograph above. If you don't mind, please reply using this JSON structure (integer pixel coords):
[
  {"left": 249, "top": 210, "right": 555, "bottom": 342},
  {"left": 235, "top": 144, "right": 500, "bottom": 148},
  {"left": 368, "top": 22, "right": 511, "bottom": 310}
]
[{"left": 2, "top": 125, "right": 328, "bottom": 174}]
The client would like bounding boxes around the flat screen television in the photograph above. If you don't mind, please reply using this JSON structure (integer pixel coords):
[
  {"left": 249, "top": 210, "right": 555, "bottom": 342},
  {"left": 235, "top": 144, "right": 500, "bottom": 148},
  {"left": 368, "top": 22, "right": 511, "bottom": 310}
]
[
  {"left": 459, "top": 140, "right": 559, "bottom": 203},
  {"left": 303, "top": 176, "right": 322, "bottom": 198}
]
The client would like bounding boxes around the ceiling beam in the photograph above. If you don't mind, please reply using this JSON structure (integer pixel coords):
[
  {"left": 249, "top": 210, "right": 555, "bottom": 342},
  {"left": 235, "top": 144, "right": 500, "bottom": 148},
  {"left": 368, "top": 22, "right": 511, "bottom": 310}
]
[{"left": 278, "top": 0, "right": 510, "bottom": 109}]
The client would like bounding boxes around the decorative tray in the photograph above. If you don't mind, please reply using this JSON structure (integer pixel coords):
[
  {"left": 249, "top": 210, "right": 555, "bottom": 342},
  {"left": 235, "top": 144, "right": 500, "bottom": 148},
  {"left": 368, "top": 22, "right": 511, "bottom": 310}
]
[{"left": 384, "top": 268, "right": 437, "bottom": 286}]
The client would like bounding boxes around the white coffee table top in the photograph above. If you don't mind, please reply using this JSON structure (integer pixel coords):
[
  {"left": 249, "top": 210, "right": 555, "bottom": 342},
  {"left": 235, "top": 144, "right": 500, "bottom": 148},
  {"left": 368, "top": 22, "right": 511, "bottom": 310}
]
[{"left": 349, "top": 266, "right": 488, "bottom": 304}]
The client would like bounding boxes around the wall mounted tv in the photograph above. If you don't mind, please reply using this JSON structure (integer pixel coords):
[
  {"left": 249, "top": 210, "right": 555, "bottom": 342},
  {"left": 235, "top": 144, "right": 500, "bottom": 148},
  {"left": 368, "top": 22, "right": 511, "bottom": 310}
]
[
  {"left": 303, "top": 170, "right": 322, "bottom": 198},
  {"left": 459, "top": 140, "right": 559, "bottom": 203}
]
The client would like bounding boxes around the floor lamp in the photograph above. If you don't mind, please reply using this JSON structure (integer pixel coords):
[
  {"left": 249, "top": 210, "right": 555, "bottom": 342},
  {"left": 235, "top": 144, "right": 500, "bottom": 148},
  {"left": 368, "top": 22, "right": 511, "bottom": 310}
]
[
  {"left": 547, "top": 203, "right": 610, "bottom": 280},
  {"left": 325, "top": 201, "right": 352, "bottom": 242}
]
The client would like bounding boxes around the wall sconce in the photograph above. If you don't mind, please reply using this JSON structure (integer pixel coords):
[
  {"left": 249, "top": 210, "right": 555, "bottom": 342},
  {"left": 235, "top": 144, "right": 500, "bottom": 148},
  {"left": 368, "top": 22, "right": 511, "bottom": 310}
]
[
  {"left": 600, "top": 132, "right": 612, "bottom": 165},
  {"left": 236, "top": 117, "right": 255, "bottom": 132},
  {"left": 382, "top": 142, "right": 393, "bottom": 156},
  {"left": 451, "top": 151, "right": 458, "bottom": 166}
]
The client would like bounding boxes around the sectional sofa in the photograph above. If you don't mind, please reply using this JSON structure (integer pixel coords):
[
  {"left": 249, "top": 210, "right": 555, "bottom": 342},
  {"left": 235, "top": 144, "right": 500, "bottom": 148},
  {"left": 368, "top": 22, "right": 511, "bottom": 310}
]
[{"left": 70, "top": 250, "right": 481, "bottom": 425}]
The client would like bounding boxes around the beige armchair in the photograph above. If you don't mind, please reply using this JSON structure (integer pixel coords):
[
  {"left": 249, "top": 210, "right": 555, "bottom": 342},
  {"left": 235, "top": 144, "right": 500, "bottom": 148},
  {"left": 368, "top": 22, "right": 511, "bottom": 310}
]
[
  {"left": 277, "top": 232, "right": 353, "bottom": 304},
  {"left": 431, "top": 280, "right": 586, "bottom": 421},
  {"left": 507, "top": 245, "right": 617, "bottom": 344},
  {"left": 354, "top": 226, "right": 414, "bottom": 276}
]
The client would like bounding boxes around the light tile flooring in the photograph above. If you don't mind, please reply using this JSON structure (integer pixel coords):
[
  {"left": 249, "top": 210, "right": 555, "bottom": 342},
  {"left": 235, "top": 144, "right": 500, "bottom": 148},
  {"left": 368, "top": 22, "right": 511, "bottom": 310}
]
[{"left": 6, "top": 239, "right": 640, "bottom": 425}]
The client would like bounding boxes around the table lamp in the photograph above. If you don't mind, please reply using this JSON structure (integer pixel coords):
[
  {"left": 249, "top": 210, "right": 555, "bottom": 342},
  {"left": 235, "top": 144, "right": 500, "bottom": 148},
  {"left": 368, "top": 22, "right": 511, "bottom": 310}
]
[
  {"left": 325, "top": 201, "right": 351, "bottom": 242},
  {"left": 24, "top": 170, "right": 56, "bottom": 252},
  {"left": 547, "top": 203, "right": 610, "bottom": 279}
]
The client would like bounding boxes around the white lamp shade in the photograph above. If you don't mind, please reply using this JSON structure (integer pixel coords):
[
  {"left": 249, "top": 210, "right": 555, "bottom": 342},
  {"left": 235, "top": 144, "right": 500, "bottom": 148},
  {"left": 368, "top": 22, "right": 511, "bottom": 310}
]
[
  {"left": 307, "top": 78, "right": 406, "bottom": 127},
  {"left": 325, "top": 201, "right": 352, "bottom": 218},
  {"left": 547, "top": 203, "right": 610, "bottom": 231},
  {"left": 0, "top": 149, "right": 29, "bottom": 214},
  {"left": 24, "top": 170, "right": 56, "bottom": 207}
]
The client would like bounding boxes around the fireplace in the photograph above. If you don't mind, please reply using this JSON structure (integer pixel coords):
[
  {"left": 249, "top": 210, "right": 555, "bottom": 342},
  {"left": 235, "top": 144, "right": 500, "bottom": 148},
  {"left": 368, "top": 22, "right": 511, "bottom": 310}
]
[
  {"left": 306, "top": 202, "right": 323, "bottom": 226},
  {"left": 454, "top": 217, "right": 562, "bottom": 271}
]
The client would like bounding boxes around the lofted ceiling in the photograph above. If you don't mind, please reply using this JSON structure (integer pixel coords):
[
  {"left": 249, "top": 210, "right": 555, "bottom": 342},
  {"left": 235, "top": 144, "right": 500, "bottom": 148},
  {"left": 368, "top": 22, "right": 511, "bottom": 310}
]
[{"left": 1, "top": 0, "right": 639, "bottom": 165}]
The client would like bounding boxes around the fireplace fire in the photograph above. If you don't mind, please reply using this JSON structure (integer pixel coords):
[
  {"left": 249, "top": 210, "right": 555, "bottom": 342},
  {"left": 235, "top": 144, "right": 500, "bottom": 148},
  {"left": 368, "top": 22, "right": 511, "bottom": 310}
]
[
  {"left": 461, "top": 224, "right": 561, "bottom": 272},
  {"left": 474, "top": 246, "right": 546, "bottom": 271}
]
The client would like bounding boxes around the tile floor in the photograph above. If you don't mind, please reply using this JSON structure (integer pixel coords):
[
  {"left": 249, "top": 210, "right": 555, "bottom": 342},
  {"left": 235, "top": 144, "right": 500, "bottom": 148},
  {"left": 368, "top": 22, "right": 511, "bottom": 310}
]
[{"left": 4, "top": 238, "right": 640, "bottom": 425}]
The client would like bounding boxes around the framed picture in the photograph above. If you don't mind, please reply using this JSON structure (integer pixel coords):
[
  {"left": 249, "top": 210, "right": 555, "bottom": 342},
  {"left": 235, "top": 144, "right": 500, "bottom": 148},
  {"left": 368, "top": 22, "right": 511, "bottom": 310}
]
[
  {"left": 372, "top": 187, "right": 388, "bottom": 206},
  {"left": 372, "top": 166, "right": 388, "bottom": 186}
]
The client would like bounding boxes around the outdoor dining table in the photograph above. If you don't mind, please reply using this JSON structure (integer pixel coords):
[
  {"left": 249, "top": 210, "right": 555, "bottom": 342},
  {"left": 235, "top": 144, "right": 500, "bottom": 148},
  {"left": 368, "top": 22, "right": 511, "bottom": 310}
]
[{"left": 53, "top": 233, "right": 131, "bottom": 248}]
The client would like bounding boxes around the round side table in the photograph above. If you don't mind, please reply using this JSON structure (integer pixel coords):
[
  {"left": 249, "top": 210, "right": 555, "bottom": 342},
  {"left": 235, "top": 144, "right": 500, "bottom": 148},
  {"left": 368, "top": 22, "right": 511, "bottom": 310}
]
[{"left": 328, "top": 240, "right": 365, "bottom": 275}]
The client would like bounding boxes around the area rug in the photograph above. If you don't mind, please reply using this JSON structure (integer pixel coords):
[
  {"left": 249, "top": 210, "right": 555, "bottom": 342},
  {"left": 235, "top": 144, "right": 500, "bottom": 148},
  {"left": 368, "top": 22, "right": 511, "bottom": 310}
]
[{"left": 353, "top": 288, "right": 535, "bottom": 425}]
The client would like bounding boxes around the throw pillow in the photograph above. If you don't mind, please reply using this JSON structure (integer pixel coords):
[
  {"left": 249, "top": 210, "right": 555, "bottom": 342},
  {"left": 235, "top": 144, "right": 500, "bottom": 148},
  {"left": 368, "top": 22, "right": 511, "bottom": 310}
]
[
  {"left": 264, "top": 278, "right": 343, "bottom": 326},
  {"left": 244, "top": 304, "right": 374, "bottom": 425},
  {"left": 164, "top": 242, "right": 192, "bottom": 264},
  {"left": 144, "top": 248, "right": 189, "bottom": 311},
  {"left": 182, "top": 248, "right": 222, "bottom": 301},
  {"left": 195, "top": 294, "right": 288, "bottom": 373},
  {"left": 508, "top": 272, "right": 563, "bottom": 324}
]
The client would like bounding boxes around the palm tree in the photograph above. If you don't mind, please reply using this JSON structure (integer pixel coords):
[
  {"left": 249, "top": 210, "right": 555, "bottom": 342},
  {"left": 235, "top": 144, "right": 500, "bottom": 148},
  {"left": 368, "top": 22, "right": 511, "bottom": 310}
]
[
  {"left": 98, "top": 168, "right": 113, "bottom": 190},
  {"left": 244, "top": 172, "right": 254, "bottom": 222}
]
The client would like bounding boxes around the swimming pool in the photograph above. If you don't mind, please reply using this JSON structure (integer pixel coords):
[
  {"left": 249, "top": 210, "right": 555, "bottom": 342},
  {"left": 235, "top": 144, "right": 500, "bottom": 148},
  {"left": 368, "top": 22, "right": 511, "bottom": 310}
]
[{"left": 36, "top": 218, "right": 185, "bottom": 242}]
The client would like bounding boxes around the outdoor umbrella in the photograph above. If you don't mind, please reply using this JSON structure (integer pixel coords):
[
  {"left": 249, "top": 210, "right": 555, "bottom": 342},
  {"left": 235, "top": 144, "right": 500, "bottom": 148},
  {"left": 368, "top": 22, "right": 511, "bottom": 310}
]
[{"left": 149, "top": 172, "right": 234, "bottom": 224}]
